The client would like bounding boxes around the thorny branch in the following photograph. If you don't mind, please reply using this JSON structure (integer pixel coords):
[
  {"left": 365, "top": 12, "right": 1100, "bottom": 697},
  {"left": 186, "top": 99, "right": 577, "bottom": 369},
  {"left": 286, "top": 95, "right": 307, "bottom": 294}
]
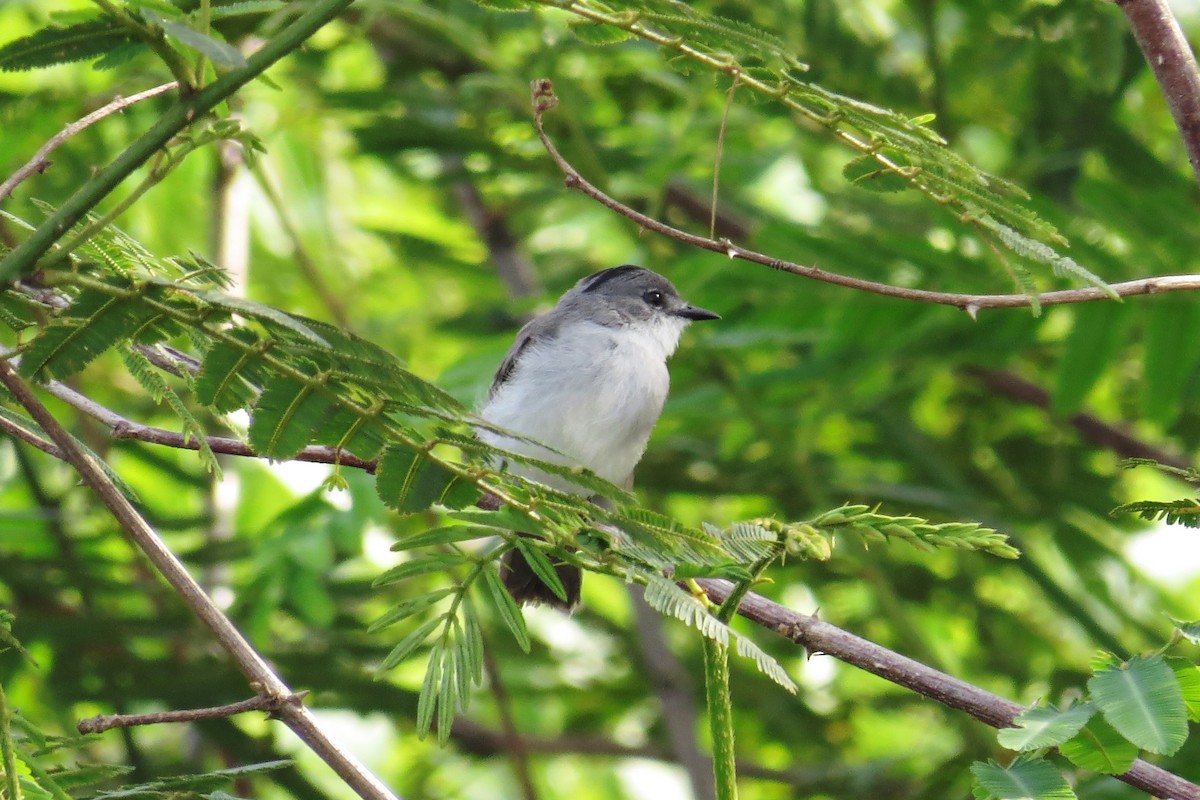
[
  {"left": 696, "top": 579, "right": 1200, "bottom": 800},
  {"left": 0, "top": 357, "right": 398, "bottom": 800},
  {"left": 11, "top": 350, "right": 1199, "bottom": 796},
  {"left": 0, "top": 82, "right": 179, "bottom": 206},
  {"left": 530, "top": 78, "right": 1200, "bottom": 313}
]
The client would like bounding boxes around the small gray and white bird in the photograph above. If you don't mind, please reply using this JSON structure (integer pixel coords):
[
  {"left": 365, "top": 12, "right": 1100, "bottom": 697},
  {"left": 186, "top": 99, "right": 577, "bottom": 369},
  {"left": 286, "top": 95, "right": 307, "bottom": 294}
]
[{"left": 479, "top": 265, "right": 720, "bottom": 609}]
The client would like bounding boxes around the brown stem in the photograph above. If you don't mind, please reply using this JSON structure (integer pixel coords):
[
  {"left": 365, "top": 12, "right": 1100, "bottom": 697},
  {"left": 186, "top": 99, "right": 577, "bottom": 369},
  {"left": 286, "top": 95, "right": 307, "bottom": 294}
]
[
  {"left": 695, "top": 578, "right": 1200, "bottom": 800},
  {"left": 1116, "top": 0, "right": 1200, "bottom": 188},
  {"left": 40, "top": 376, "right": 378, "bottom": 472},
  {"left": 530, "top": 78, "right": 1200, "bottom": 312},
  {"left": 78, "top": 693, "right": 307, "bottom": 735},
  {"left": 0, "top": 83, "right": 179, "bottom": 205},
  {"left": 0, "top": 357, "right": 397, "bottom": 800}
]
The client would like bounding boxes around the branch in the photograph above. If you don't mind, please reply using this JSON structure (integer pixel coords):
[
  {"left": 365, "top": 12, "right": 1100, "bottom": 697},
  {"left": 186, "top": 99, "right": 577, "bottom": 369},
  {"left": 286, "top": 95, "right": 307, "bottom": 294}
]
[
  {"left": 0, "top": 0, "right": 357, "bottom": 284},
  {"left": 1116, "top": 0, "right": 1200, "bottom": 188},
  {"left": 694, "top": 578, "right": 1200, "bottom": 800},
  {"left": 40, "top": 375, "right": 378, "bottom": 472},
  {"left": 0, "top": 357, "right": 397, "bottom": 800},
  {"left": 529, "top": 78, "right": 1200, "bottom": 312},
  {"left": 0, "top": 82, "right": 178, "bottom": 205},
  {"left": 77, "top": 693, "right": 306, "bottom": 735},
  {"left": 0, "top": 410, "right": 62, "bottom": 459}
]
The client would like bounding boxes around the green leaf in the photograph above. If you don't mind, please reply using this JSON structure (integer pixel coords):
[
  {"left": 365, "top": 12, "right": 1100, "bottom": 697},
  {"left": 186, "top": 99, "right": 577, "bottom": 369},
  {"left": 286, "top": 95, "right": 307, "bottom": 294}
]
[
  {"left": 842, "top": 154, "right": 911, "bottom": 193},
  {"left": 378, "top": 615, "right": 445, "bottom": 672},
  {"left": 461, "top": 600, "right": 485, "bottom": 685},
  {"left": 642, "top": 575, "right": 797, "bottom": 692},
  {"left": 512, "top": 539, "right": 568, "bottom": 603},
  {"left": 481, "top": 567, "right": 529, "bottom": 652},
  {"left": 92, "top": 760, "right": 290, "bottom": 797},
  {"left": 0, "top": 20, "right": 135, "bottom": 71},
  {"left": 569, "top": 21, "right": 633, "bottom": 45},
  {"left": 1059, "top": 714, "right": 1138, "bottom": 775},
  {"left": 390, "top": 525, "right": 494, "bottom": 552},
  {"left": 120, "top": 347, "right": 221, "bottom": 476},
  {"left": 997, "top": 703, "right": 1095, "bottom": 751},
  {"left": 18, "top": 285, "right": 165, "bottom": 380},
  {"left": 1141, "top": 297, "right": 1200, "bottom": 427},
  {"left": 375, "top": 446, "right": 475, "bottom": 514},
  {"left": 602, "top": 507, "right": 728, "bottom": 566},
  {"left": 1168, "top": 616, "right": 1200, "bottom": 645},
  {"left": 248, "top": 376, "right": 336, "bottom": 459},
  {"left": 209, "top": 1, "right": 289, "bottom": 19},
  {"left": 970, "top": 756, "right": 1076, "bottom": 800},
  {"left": 1087, "top": 653, "right": 1188, "bottom": 755},
  {"left": 194, "top": 328, "right": 265, "bottom": 412},
  {"left": 447, "top": 506, "right": 550, "bottom": 536},
  {"left": 436, "top": 645, "right": 457, "bottom": 744},
  {"left": 368, "top": 588, "right": 455, "bottom": 633},
  {"left": 1052, "top": 302, "right": 1131, "bottom": 416},
  {"left": 415, "top": 644, "right": 442, "bottom": 739},
  {"left": 372, "top": 554, "right": 465, "bottom": 587},
  {"left": 1111, "top": 498, "right": 1200, "bottom": 527},
  {"left": 471, "top": 0, "right": 530, "bottom": 9},
  {"left": 1165, "top": 656, "right": 1200, "bottom": 722},
  {"left": 142, "top": 10, "right": 248, "bottom": 69}
]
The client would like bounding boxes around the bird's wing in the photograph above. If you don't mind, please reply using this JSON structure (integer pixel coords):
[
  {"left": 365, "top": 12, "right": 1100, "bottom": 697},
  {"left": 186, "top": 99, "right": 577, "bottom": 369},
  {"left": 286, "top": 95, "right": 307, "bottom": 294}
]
[{"left": 486, "top": 315, "right": 558, "bottom": 402}]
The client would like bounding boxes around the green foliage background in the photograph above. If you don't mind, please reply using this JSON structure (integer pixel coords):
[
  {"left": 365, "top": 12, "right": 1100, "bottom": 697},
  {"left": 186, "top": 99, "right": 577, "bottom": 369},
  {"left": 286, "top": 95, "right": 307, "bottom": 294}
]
[{"left": 1, "top": 1, "right": 1200, "bottom": 799}]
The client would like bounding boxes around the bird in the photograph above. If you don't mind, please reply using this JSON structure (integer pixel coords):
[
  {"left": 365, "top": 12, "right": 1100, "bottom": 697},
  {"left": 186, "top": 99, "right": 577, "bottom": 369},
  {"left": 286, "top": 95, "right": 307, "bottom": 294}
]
[{"left": 478, "top": 265, "right": 720, "bottom": 609}]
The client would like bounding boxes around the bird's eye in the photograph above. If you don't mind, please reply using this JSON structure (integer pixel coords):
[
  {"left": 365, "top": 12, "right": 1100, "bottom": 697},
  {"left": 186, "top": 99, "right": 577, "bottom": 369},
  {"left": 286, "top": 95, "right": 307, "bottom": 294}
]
[{"left": 643, "top": 290, "right": 665, "bottom": 308}]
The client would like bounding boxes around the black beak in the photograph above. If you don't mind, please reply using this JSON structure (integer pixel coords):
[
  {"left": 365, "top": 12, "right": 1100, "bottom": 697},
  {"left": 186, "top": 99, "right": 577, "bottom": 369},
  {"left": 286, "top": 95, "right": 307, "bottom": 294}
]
[{"left": 676, "top": 304, "right": 721, "bottom": 321}]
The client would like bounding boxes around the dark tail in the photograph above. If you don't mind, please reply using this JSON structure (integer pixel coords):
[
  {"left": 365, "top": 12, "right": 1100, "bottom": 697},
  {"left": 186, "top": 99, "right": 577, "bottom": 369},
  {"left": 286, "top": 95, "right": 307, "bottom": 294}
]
[{"left": 501, "top": 546, "right": 581, "bottom": 611}]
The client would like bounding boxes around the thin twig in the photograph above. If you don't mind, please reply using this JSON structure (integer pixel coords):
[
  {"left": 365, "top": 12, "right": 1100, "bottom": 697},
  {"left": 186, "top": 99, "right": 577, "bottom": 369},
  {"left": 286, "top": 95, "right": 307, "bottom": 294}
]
[
  {"left": 1116, "top": 0, "right": 1200, "bottom": 188},
  {"left": 40, "top": 377, "right": 378, "bottom": 472},
  {"left": 77, "top": 693, "right": 307, "bottom": 735},
  {"left": 0, "top": 411, "right": 62, "bottom": 459},
  {"left": 694, "top": 578, "right": 1200, "bottom": 800},
  {"left": 0, "top": 83, "right": 178, "bottom": 205},
  {"left": 529, "top": 79, "right": 1200, "bottom": 312},
  {"left": 0, "top": 357, "right": 397, "bottom": 800},
  {"left": 710, "top": 75, "right": 739, "bottom": 240}
]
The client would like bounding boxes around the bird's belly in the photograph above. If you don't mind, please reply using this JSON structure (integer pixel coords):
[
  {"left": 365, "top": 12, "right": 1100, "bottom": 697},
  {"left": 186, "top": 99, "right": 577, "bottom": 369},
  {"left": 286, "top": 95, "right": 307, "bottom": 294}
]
[{"left": 481, "top": 340, "right": 669, "bottom": 490}]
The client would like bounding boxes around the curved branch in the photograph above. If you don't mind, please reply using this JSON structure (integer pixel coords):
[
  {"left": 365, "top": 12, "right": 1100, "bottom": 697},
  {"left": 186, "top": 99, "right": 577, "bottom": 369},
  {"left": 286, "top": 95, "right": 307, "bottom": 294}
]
[
  {"left": 1117, "top": 0, "right": 1200, "bottom": 188},
  {"left": 0, "top": 82, "right": 178, "bottom": 205},
  {"left": 529, "top": 79, "right": 1200, "bottom": 312},
  {"left": 0, "top": 358, "right": 397, "bottom": 800},
  {"left": 694, "top": 578, "right": 1200, "bottom": 800}
]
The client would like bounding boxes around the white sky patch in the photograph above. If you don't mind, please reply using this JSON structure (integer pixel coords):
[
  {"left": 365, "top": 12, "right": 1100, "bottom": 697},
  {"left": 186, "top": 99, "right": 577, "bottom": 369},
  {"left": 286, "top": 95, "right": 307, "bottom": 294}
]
[
  {"left": 1126, "top": 522, "right": 1200, "bottom": 587},
  {"left": 748, "top": 154, "right": 827, "bottom": 226},
  {"left": 618, "top": 759, "right": 690, "bottom": 800},
  {"left": 269, "top": 459, "right": 334, "bottom": 495}
]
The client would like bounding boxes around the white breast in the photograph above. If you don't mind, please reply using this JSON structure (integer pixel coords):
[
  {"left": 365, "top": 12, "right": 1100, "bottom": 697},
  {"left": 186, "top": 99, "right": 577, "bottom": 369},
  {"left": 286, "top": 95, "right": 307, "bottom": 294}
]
[{"left": 480, "top": 319, "right": 683, "bottom": 493}]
